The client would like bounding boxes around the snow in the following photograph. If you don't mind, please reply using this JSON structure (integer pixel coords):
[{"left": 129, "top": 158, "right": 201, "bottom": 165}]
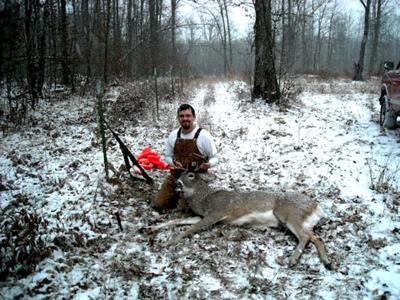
[{"left": 1, "top": 77, "right": 400, "bottom": 299}]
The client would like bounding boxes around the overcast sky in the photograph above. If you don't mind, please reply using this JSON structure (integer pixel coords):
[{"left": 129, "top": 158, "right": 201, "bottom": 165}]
[{"left": 178, "top": 0, "right": 367, "bottom": 39}]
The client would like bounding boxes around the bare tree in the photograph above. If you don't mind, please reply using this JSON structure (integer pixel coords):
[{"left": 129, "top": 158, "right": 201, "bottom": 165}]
[
  {"left": 325, "top": 1, "right": 338, "bottom": 70},
  {"left": 24, "top": 0, "right": 47, "bottom": 109},
  {"left": 368, "top": 0, "right": 387, "bottom": 74},
  {"left": 217, "top": 0, "right": 228, "bottom": 74},
  {"left": 253, "top": 0, "right": 281, "bottom": 103},
  {"left": 171, "top": 0, "right": 177, "bottom": 72},
  {"left": 104, "top": 0, "right": 111, "bottom": 83},
  {"left": 150, "top": 0, "right": 158, "bottom": 71},
  {"left": 313, "top": 1, "right": 327, "bottom": 73},
  {"left": 127, "top": 0, "right": 134, "bottom": 78},
  {"left": 60, "top": 0, "right": 71, "bottom": 85},
  {"left": 353, "top": 0, "right": 371, "bottom": 81},
  {"left": 82, "top": 0, "right": 92, "bottom": 81},
  {"left": 220, "top": 0, "right": 233, "bottom": 73}
]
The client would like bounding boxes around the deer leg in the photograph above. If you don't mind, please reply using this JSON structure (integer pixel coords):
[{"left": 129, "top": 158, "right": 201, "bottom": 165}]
[
  {"left": 148, "top": 217, "right": 202, "bottom": 233},
  {"left": 287, "top": 229, "right": 311, "bottom": 266},
  {"left": 163, "top": 212, "right": 227, "bottom": 246},
  {"left": 273, "top": 209, "right": 308, "bottom": 266},
  {"left": 287, "top": 227, "right": 331, "bottom": 268},
  {"left": 310, "top": 234, "right": 332, "bottom": 269}
]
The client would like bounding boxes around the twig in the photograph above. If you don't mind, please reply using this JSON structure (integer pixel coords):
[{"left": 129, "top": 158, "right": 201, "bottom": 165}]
[{"left": 116, "top": 211, "right": 123, "bottom": 231}]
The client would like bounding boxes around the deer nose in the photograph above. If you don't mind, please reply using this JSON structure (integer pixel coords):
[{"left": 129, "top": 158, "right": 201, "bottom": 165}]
[{"left": 176, "top": 180, "right": 183, "bottom": 192}]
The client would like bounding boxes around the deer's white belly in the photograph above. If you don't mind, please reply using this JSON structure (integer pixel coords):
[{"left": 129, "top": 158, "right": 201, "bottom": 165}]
[
  {"left": 229, "top": 210, "right": 279, "bottom": 227},
  {"left": 302, "top": 205, "right": 325, "bottom": 231}
]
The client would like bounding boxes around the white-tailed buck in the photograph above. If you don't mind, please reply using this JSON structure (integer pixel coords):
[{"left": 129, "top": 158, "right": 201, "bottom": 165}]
[{"left": 151, "top": 172, "right": 331, "bottom": 269}]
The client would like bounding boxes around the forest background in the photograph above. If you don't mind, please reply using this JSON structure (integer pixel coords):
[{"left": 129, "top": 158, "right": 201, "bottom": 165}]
[{"left": 1, "top": 0, "right": 400, "bottom": 117}]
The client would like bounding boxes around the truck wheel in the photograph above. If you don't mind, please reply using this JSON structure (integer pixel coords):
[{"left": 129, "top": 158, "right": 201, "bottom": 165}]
[
  {"left": 383, "top": 109, "right": 397, "bottom": 129},
  {"left": 380, "top": 101, "right": 386, "bottom": 126}
]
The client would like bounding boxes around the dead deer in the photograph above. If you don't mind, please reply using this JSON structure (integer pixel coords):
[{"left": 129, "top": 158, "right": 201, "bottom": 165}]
[{"left": 150, "top": 172, "right": 331, "bottom": 269}]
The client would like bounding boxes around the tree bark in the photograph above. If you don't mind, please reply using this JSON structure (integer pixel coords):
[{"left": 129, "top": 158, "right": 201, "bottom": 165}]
[
  {"left": 353, "top": 0, "right": 371, "bottom": 81},
  {"left": 253, "top": 0, "right": 281, "bottom": 103},
  {"left": 301, "top": 0, "right": 308, "bottom": 73},
  {"left": 171, "top": 0, "right": 177, "bottom": 70},
  {"left": 24, "top": 0, "right": 39, "bottom": 108},
  {"left": 326, "top": 7, "right": 335, "bottom": 70},
  {"left": 286, "top": 0, "right": 294, "bottom": 72},
  {"left": 368, "top": 0, "right": 383, "bottom": 75},
  {"left": 104, "top": 0, "right": 111, "bottom": 83},
  {"left": 171, "top": 0, "right": 177, "bottom": 93},
  {"left": 38, "top": 0, "right": 48, "bottom": 96},
  {"left": 149, "top": 0, "right": 158, "bottom": 71},
  {"left": 127, "top": 0, "right": 134, "bottom": 78},
  {"left": 217, "top": 0, "right": 228, "bottom": 75},
  {"left": 82, "top": 0, "right": 91, "bottom": 80},
  {"left": 112, "top": 0, "right": 121, "bottom": 75},
  {"left": 313, "top": 2, "right": 327, "bottom": 73},
  {"left": 223, "top": 0, "right": 233, "bottom": 73},
  {"left": 279, "top": 0, "right": 286, "bottom": 76},
  {"left": 60, "top": 0, "right": 71, "bottom": 85}
]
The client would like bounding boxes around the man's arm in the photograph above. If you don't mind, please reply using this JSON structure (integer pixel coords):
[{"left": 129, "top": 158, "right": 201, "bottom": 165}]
[
  {"left": 198, "top": 130, "right": 219, "bottom": 170},
  {"left": 164, "top": 132, "right": 176, "bottom": 166}
]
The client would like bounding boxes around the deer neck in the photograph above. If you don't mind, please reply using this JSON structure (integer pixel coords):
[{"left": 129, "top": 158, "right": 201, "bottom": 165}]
[{"left": 185, "top": 182, "right": 211, "bottom": 216}]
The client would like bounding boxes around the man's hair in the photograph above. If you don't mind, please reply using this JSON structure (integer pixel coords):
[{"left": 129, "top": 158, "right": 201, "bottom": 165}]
[{"left": 177, "top": 104, "right": 196, "bottom": 116}]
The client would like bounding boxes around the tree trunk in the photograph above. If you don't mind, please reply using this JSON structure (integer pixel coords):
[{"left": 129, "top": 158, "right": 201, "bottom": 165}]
[
  {"left": 368, "top": 0, "right": 382, "bottom": 75},
  {"left": 70, "top": 0, "right": 77, "bottom": 92},
  {"left": 279, "top": 0, "right": 286, "bottom": 77},
  {"left": 287, "top": 0, "right": 294, "bottom": 72},
  {"left": 24, "top": 0, "right": 39, "bottom": 109},
  {"left": 217, "top": 0, "right": 228, "bottom": 75},
  {"left": 313, "top": 3, "right": 326, "bottom": 73},
  {"left": 149, "top": 0, "right": 158, "bottom": 71},
  {"left": 223, "top": 0, "right": 233, "bottom": 73},
  {"left": 137, "top": 0, "right": 145, "bottom": 76},
  {"left": 127, "top": 0, "right": 134, "bottom": 78},
  {"left": 301, "top": 0, "right": 308, "bottom": 73},
  {"left": 104, "top": 0, "right": 111, "bottom": 83},
  {"left": 253, "top": 0, "right": 281, "bottom": 103},
  {"left": 82, "top": 0, "right": 91, "bottom": 80},
  {"left": 171, "top": 0, "right": 177, "bottom": 93},
  {"left": 38, "top": 0, "right": 49, "bottom": 96},
  {"left": 353, "top": 0, "right": 371, "bottom": 81},
  {"left": 60, "top": 0, "right": 71, "bottom": 85},
  {"left": 94, "top": 0, "right": 101, "bottom": 78},
  {"left": 326, "top": 8, "right": 335, "bottom": 70},
  {"left": 171, "top": 0, "right": 177, "bottom": 66},
  {"left": 112, "top": 0, "right": 121, "bottom": 75}
]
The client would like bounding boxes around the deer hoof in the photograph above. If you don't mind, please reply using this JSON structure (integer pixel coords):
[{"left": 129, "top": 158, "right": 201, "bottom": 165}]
[{"left": 288, "top": 257, "right": 299, "bottom": 267}]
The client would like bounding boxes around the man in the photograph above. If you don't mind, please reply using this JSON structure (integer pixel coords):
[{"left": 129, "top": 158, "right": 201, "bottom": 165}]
[{"left": 152, "top": 104, "right": 218, "bottom": 210}]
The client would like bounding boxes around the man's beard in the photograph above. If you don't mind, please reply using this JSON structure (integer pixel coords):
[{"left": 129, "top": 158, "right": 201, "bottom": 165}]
[{"left": 181, "top": 122, "right": 191, "bottom": 129}]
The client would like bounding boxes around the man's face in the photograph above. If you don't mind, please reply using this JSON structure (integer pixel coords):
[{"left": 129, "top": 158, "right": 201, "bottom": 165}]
[{"left": 178, "top": 108, "right": 195, "bottom": 131}]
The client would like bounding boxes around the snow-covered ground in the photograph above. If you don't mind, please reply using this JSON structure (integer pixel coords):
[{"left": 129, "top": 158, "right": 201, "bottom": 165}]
[{"left": 1, "top": 77, "right": 399, "bottom": 299}]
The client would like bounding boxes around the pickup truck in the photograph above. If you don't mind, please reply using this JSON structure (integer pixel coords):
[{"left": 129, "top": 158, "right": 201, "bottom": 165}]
[{"left": 380, "top": 60, "right": 400, "bottom": 129}]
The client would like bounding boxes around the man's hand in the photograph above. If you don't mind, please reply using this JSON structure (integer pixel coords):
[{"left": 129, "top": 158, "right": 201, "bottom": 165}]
[
  {"left": 174, "top": 161, "right": 184, "bottom": 169},
  {"left": 199, "top": 162, "right": 210, "bottom": 172}
]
